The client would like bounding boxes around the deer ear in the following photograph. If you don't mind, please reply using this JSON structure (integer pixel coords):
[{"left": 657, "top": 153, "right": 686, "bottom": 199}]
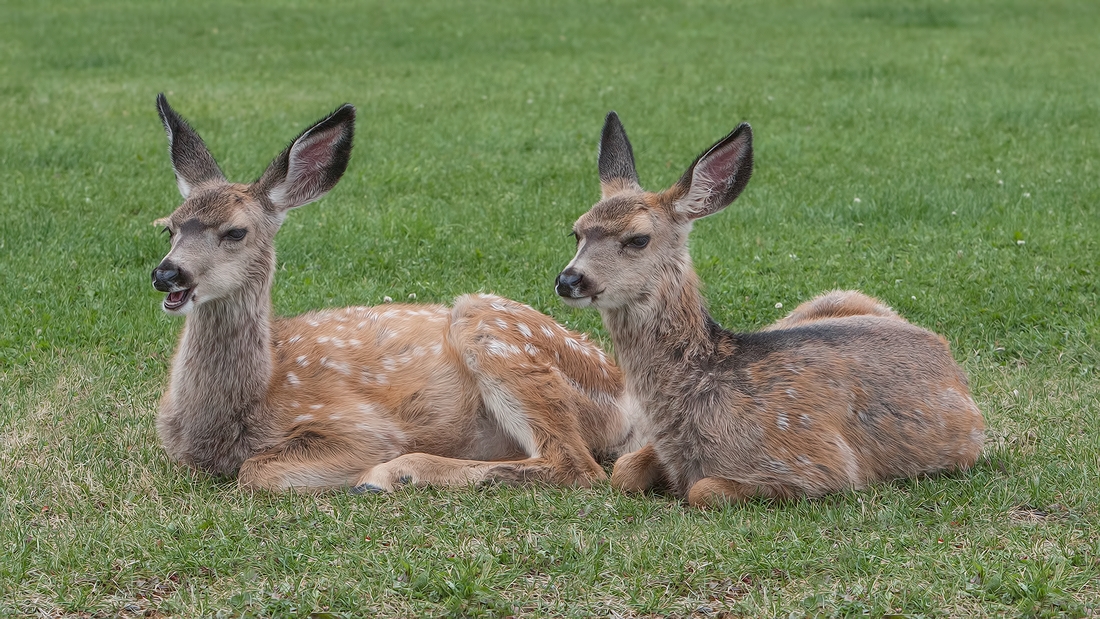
[
  {"left": 671, "top": 123, "right": 753, "bottom": 220},
  {"left": 256, "top": 103, "right": 356, "bottom": 213},
  {"left": 598, "top": 112, "right": 641, "bottom": 198},
  {"left": 156, "top": 93, "right": 226, "bottom": 198}
]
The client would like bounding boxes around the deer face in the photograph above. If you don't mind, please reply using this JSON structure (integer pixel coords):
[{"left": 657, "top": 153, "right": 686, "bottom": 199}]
[
  {"left": 153, "top": 185, "right": 280, "bottom": 315},
  {"left": 556, "top": 192, "right": 690, "bottom": 311},
  {"left": 149, "top": 94, "right": 355, "bottom": 316},
  {"left": 556, "top": 112, "right": 753, "bottom": 311}
]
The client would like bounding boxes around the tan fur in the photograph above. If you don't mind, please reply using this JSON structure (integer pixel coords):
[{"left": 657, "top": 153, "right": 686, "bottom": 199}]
[
  {"left": 557, "top": 113, "right": 985, "bottom": 506},
  {"left": 151, "top": 97, "right": 642, "bottom": 492}
]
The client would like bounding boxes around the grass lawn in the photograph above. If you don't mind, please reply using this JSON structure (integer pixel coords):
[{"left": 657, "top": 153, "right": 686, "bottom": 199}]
[{"left": 2, "top": 0, "right": 1098, "bottom": 616}]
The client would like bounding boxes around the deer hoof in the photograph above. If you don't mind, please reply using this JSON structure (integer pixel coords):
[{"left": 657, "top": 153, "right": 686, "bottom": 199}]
[{"left": 350, "top": 483, "right": 386, "bottom": 495}]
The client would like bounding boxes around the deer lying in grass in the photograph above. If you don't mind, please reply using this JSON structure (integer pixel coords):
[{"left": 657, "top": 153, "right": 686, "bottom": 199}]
[
  {"left": 150, "top": 95, "right": 642, "bottom": 492},
  {"left": 555, "top": 113, "right": 985, "bottom": 507}
]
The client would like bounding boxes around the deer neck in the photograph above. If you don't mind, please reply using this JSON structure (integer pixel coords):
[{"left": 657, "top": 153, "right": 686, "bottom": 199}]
[
  {"left": 602, "top": 253, "right": 717, "bottom": 400},
  {"left": 163, "top": 270, "right": 275, "bottom": 474}
]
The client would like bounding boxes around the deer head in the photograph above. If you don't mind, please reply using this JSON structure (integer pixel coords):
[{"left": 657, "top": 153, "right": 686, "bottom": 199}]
[
  {"left": 150, "top": 94, "right": 355, "bottom": 315},
  {"left": 555, "top": 112, "right": 753, "bottom": 311}
]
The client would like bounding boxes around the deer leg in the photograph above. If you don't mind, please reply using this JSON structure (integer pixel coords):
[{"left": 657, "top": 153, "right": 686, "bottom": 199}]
[
  {"left": 686, "top": 477, "right": 759, "bottom": 507},
  {"left": 351, "top": 451, "right": 600, "bottom": 493},
  {"left": 610, "top": 444, "right": 666, "bottom": 493},
  {"left": 240, "top": 450, "right": 363, "bottom": 491},
  {"left": 686, "top": 477, "right": 801, "bottom": 507},
  {"left": 238, "top": 426, "right": 397, "bottom": 492}
]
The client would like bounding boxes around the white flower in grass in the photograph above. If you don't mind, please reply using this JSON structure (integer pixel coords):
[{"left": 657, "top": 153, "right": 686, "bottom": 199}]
[{"left": 775, "top": 302, "right": 783, "bottom": 309}]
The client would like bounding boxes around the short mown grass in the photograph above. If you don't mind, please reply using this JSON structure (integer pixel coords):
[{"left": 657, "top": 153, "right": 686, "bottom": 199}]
[{"left": 1, "top": 0, "right": 1098, "bottom": 617}]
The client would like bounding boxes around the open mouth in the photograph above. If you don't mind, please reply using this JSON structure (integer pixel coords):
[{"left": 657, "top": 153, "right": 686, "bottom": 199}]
[
  {"left": 561, "top": 291, "right": 601, "bottom": 308},
  {"left": 164, "top": 288, "right": 193, "bottom": 311}
]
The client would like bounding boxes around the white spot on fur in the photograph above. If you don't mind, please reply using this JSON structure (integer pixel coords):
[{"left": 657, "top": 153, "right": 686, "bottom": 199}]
[
  {"left": 288, "top": 335, "right": 302, "bottom": 344},
  {"left": 786, "top": 388, "right": 798, "bottom": 399},
  {"left": 332, "top": 338, "right": 345, "bottom": 348},
  {"left": 540, "top": 325, "right": 555, "bottom": 338},
  {"left": 296, "top": 355, "right": 309, "bottom": 367},
  {"left": 381, "top": 358, "right": 397, "bottom": 371},
  {"left": 308, "top": 320, "right": 320, "bottom": 327},
  {"left": 494, "top": 318, "right": 509, "bottom": 330},
  {"left": 317, "top": 336, "right": 330, "bottom": 344},
  {"left": 517, "top": 323, "right": 532, "bottom": 338},
  {"left": 290, "top": 401, "right": 300, "bottom": 408},
  {"left": 524, "top": 343, "right": 538, "bottom": 356},
  {"left": 349, "top": 339, "right": 361, "bottom": 347},
  {"left": 358, "top": 403, "right": 380, "bottom": 416},
  {"left": 321, "top": 358, "right": 351, "bottom": 375},
  {"left": 309, "top": 404, "right": 324, "bottom": 410},
  {"left": 429, "top": 343, "right": 443, "bottom": 355},
  {"left": 286, "top": 372, "right": 300, "bottom": 386},
  {"left": 487, "top": 340, "right": 522, "bottom": 357},
  {"left": 294, "top": 414, "right": 314, "bottom": 423},
  {"left": 777, "top": 412, "right": 789, "bottom": 431}
]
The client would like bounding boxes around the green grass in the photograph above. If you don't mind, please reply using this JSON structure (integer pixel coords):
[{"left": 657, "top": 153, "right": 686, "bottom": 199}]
[{"left": 1, "top": 0, "right": 1098, "bottom": 616}]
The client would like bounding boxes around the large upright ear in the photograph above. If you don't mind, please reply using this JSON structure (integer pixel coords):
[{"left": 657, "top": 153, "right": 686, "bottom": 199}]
[
  {"left": 156, "top": 93, "right": 226, "bottom": 198},
  {"left": 255, "top": 103, "right": 355, "bottom": 213},
  {"left": 671, "top": 123, "right": 753, "bottom": 220},
  {"left": 598, "top": 111, "right": 641, "bottom": 198}
]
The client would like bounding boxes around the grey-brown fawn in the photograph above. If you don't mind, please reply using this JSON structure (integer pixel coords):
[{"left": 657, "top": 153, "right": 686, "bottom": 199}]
[
  {"left": 151, "top": 95, "right": 643, "bottom": 492},
  {"left": 555, "top": 113, "right": 984, "bottom": 507}
]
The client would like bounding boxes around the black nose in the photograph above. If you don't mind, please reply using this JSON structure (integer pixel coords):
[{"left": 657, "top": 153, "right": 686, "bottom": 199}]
[
  {"left": 152, "top": 263, "right": 180, "bottom": 292},
  {"left": 555, "top": 269, "right": 583, "bottom": 297}
]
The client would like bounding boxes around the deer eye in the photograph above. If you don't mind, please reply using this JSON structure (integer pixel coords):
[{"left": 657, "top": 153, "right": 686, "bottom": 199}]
[
  {"left": 626, "top": 235, "right": 650, "bottom": 249},
  {"left": 224, "top": 228, "right": 247, "bottom": 241}
]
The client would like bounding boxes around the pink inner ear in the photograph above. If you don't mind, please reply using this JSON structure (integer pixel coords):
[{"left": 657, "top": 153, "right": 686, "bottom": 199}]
[
  {"left": 698, "top": 136, "right": 748, "bottom": 182},
  {"left": 292, "top": 127, "right": 341, "bottom": 174}
]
